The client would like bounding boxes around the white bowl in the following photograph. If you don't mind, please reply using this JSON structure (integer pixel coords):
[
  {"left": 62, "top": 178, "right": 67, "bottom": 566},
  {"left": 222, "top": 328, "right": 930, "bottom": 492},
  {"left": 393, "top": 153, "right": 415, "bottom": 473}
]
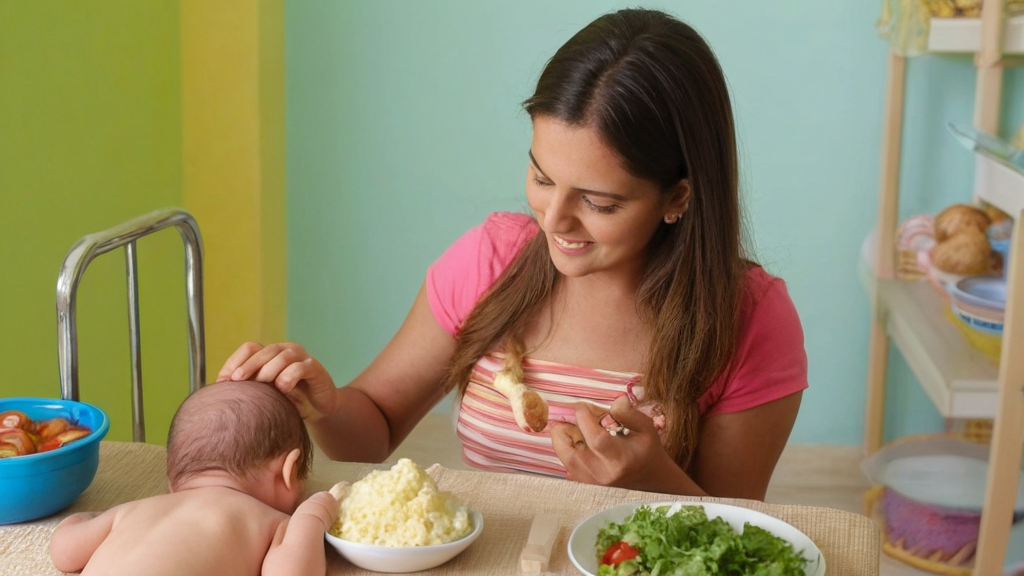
[
  {"left": 325, "top": 510, "right": 483, "bottom": 573},
  {"left": 568, "top": 502, "right": 824, "bottom": 576}
]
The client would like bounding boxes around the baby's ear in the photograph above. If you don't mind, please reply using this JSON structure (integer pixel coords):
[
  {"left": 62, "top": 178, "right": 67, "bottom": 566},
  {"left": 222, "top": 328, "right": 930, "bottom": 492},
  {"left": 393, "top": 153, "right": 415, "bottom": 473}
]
[{"left": 281, "top": 448, "right": 302, "bottom": 491}]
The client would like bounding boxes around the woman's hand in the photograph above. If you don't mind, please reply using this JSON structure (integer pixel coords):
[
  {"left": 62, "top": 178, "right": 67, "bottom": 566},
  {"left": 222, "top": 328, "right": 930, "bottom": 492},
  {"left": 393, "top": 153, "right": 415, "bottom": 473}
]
[
  {"left": 550, "top": 396, "right": 702, "bottom": 495},
  {"left": 216, "top": 342, "right": 339, "bottom": 422}
]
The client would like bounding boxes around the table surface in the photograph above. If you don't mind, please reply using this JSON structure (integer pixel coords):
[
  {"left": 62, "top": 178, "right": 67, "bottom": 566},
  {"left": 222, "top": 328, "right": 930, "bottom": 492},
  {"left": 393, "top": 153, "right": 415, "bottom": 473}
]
[{"left": 0, "top": 442, "right": 880, "bottom": 576}]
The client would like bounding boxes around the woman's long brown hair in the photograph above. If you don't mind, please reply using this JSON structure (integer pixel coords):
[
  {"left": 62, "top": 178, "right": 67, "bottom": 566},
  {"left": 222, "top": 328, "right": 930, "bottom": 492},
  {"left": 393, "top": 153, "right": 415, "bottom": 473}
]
[{"left": 441, "top": 8, "right": 747, "bottom": 471}]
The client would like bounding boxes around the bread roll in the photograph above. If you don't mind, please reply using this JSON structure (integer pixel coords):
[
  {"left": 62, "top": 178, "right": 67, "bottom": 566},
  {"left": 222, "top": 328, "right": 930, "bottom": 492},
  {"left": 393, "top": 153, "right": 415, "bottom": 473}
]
[
  {"left": 930, "top": 228, "right": 996, "bottom": 275},
  {"left": 934, "top": 204, "right": 991, "bottom": 242}
]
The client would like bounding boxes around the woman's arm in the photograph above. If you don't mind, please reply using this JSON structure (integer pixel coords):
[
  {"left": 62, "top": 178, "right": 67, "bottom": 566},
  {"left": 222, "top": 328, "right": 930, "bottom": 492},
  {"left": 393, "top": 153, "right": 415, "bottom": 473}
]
[
  {"left": 49, "top": 510, "right": 115, "bottom": 573},
  {"left": 219, "top": 284, "right": 456, "bottom": 462},
  {"left": 690, "top": 391, "right": 802, "bottom": 500}
]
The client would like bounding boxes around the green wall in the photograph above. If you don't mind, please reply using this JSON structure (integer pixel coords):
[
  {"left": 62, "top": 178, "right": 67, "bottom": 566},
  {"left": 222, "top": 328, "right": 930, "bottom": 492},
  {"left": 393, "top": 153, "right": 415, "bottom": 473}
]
[
  {"left": 0, "top": 1, "right": 190, "bottom": 445},
  {"left": 285, "top": 1, "right": 1023, "bottom": 445}
]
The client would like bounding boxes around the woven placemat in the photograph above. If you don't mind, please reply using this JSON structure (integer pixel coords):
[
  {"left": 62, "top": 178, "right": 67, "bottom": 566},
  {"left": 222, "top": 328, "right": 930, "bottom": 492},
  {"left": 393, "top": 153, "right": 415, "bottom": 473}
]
[{"left": 1, "top": 442, "right": 879, "bottom": 576}]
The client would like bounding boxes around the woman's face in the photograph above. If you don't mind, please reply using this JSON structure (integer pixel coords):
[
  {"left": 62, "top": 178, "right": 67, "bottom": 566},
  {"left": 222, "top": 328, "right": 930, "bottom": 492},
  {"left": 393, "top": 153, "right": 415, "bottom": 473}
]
[{"left": 526, "top": 116, "right": 684, "bottom": 283}]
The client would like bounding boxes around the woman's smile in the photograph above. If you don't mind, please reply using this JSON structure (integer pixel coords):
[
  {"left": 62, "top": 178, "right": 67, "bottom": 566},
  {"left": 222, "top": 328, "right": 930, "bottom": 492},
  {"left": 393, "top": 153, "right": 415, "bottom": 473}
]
[{"left": 552, "top": 235, "right": 593, "bottom": 253}]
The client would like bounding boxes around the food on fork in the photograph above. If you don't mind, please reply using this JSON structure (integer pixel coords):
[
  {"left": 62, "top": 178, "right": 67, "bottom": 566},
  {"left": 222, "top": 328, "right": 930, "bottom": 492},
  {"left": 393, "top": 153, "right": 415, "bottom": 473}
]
[{"left": 492, "top": 370, "right": 549, "bottom": 432}]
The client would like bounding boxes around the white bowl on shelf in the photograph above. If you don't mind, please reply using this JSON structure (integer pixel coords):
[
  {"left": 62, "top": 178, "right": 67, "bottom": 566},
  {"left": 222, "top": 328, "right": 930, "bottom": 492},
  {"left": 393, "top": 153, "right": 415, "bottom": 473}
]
[
  {"left": 324, "top": 510, "right": 483, "bottom": 573},
  {"left": 949, "top": 275, "right": 1006, "bottom": 310}
]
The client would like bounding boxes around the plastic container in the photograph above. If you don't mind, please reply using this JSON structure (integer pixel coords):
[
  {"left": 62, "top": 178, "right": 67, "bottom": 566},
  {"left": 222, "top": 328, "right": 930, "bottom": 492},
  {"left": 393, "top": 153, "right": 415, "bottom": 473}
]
[
  {"left": 989, "top": 220, "right": 1012, "bottom": 279},
  {"left": 862, "top": 436, "right": 1024, "bottom": 572},
  {"left": 945, "top": 308, "right": 1001, "bottom": 363},
  {"left": 0, "top": 397, "right": 109, "bottom": 524}
]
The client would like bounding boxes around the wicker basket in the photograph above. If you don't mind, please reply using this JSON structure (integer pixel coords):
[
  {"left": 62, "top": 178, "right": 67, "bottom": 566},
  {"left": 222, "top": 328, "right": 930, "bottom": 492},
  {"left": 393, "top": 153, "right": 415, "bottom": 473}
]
[
  {"left": 946, "top": 418, "right": 994, "bottom": 445},
  {"left": 866, "top": 485, "right": 976, "bottom": 575},
  {"left": 863, "top": 433, "right": 1015, "bottom": 575}
]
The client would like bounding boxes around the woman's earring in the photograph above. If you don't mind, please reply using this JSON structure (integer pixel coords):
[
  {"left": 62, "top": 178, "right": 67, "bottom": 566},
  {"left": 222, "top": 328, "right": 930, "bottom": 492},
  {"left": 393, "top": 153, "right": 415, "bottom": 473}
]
[{"left": 664, "top": 213, "right": 680, "bottom": 224}]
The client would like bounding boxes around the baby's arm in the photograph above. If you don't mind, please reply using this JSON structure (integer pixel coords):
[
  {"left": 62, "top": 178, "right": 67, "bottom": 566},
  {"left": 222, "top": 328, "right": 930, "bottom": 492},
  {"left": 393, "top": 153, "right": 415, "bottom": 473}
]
[
  {"left": 49, "top": 510, "right": 116, "bottom": 573},
  {"left": 262, "top": 491, "right": 338, "bottom": 576}
]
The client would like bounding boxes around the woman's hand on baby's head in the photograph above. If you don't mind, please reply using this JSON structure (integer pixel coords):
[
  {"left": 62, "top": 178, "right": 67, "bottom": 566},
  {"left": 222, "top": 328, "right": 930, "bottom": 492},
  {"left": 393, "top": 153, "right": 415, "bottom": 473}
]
[{"left": 216, "top": 342, "right": 339, "bottom": 421}]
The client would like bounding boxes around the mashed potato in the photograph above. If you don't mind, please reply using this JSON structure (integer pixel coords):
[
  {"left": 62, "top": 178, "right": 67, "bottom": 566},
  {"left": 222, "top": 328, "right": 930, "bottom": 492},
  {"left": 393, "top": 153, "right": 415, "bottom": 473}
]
[{"left": 330, "top": 458, "right": 473, "bottom": 546}]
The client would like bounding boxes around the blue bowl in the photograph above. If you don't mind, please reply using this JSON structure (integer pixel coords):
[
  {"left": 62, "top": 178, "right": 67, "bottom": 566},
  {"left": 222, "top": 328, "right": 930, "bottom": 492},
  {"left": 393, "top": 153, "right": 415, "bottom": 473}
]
[{"left": 0, "top": 397, "right": 109, "bottom": 524}]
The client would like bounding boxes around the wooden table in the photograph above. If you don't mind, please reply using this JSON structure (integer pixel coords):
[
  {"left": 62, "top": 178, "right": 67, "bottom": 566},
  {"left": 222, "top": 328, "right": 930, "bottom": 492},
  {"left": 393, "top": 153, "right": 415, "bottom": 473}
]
[{"left": 0, "top": 442, "right": 880, "bottom": 575}]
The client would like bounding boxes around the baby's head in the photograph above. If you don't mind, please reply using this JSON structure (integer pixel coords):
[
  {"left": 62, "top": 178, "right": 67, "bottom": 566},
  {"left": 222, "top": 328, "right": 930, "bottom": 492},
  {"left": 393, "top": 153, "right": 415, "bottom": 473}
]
[{"left": 166, "top": 381, "right": 313, "bottom": 493}]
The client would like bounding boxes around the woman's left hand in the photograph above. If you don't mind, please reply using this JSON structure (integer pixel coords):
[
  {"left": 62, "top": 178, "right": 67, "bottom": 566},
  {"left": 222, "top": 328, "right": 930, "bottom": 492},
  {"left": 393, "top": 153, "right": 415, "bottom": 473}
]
[{"left": 551, "top": 395, "right": 684, "bottom": 492}]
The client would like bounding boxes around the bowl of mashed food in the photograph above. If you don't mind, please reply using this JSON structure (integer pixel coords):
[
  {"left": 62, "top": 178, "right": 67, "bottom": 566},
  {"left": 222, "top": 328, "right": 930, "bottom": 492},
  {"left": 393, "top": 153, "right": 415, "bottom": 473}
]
[{"left": 325, "top": 458, "right": 483, "bottom": 573}]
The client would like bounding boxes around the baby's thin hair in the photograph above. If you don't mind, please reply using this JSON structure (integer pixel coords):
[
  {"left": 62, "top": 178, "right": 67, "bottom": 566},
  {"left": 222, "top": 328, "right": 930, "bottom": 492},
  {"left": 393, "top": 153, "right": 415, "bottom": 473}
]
[{"left": 166, "top": 382, "right": 313, "bottom": 490}]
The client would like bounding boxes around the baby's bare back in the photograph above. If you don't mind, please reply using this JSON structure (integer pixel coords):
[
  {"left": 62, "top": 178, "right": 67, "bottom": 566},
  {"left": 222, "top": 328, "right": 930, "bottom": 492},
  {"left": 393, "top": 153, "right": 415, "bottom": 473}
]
[{"left": 82, "top": 487, "right": 288, "bottom": 576}]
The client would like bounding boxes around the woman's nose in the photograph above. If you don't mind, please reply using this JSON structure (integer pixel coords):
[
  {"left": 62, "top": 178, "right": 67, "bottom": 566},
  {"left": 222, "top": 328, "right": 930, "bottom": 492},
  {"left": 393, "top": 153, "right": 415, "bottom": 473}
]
[{"left": 542, "top": 189, "right": 574, "bottom": 231}]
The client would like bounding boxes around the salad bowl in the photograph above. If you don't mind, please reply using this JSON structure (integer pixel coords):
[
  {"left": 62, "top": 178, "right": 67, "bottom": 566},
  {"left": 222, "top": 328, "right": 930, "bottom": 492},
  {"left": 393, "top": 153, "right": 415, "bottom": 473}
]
[{"left": 568, "top": 501, "right": 825, "bottom": 576}]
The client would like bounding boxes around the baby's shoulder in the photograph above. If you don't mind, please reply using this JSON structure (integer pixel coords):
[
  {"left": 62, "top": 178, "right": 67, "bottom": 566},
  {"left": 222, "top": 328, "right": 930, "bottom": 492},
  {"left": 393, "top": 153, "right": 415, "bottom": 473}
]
[{"left": 163, "top": 488, "right": 287, "bottom": 525}]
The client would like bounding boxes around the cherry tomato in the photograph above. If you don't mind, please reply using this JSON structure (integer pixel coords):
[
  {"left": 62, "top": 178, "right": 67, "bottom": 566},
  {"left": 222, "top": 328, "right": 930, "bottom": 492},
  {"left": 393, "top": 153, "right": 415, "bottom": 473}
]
[{"left": 600, "top": 541, "right": 639, "bottom": 566}]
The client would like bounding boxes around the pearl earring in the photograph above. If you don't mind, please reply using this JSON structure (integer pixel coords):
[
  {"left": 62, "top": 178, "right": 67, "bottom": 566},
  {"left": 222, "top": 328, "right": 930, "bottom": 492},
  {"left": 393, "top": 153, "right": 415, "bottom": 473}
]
[{"left": 664, "top": 213, "right": 680, "bottom": 224}]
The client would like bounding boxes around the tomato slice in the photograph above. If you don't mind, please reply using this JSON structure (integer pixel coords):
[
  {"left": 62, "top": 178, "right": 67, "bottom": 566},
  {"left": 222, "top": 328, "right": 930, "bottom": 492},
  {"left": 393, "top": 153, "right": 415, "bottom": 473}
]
[{"left": 600, "top": 541, "right": 639, "bottom": 566}]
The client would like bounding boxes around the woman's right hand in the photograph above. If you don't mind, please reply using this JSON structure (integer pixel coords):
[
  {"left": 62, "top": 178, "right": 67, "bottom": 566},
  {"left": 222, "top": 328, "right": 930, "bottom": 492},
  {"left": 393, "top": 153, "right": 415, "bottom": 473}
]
[{"left": 215, "top": 342, "right": 339, "bottom": 422}]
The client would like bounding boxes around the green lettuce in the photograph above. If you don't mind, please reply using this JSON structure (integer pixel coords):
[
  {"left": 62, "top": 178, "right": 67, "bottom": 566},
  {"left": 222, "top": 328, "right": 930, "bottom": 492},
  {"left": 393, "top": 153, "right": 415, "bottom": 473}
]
[{"left": 595, "top": 505, "right": 810, "bottom": 576}]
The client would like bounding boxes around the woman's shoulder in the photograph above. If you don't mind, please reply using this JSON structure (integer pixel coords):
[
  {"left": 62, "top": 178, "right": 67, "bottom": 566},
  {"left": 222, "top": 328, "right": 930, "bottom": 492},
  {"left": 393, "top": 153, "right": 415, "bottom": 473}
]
[
  {"left": 426, "top": 212, "right": 538, "bottom": 336},
  {"left": 444, "top": 211, "right": 538, "bottom": 267},
  {"left": 698, "top": 265, "right": 806, "bottom": 415},
  {"left": 478, "top": 211, "right": 539, "bottom": 250},
  {"left": 738, "top": 265, "right": 791, "bottom": 317}
]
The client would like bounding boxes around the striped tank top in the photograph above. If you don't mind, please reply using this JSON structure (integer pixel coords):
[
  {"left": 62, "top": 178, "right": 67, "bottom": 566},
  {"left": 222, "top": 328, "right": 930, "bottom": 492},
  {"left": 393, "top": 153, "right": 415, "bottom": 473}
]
[{"left": 453, "top": 352, "right": 643, "bottom": 477}]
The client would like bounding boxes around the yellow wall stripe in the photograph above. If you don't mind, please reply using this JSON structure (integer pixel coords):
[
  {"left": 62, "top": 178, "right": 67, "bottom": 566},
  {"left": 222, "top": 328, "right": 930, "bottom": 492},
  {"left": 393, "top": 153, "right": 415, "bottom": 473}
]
[{"left": 180, "top": 0, "right": 286, "bottom": 372}]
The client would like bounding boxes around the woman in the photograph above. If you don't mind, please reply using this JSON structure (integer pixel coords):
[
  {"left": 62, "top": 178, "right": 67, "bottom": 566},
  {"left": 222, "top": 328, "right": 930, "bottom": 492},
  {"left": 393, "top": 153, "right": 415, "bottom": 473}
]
[{"left": 218, "top": 8, "right": 806, "bottom": 500}]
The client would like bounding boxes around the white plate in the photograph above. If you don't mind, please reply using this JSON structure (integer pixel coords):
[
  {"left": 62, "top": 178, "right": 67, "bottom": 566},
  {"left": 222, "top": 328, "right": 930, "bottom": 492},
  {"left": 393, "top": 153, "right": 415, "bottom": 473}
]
[
  {"left": 567, "top": 502, "right": 825, "bottom": 576},
  {"left": 325, "top": 509, "right": 483, "bottom": 573}
]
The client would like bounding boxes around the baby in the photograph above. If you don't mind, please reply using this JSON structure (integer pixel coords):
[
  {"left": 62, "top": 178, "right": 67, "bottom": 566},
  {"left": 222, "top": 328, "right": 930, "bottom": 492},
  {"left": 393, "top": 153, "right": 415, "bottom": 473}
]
[{"left": 49, "top": 381, "right": 338, "bottom": 576}]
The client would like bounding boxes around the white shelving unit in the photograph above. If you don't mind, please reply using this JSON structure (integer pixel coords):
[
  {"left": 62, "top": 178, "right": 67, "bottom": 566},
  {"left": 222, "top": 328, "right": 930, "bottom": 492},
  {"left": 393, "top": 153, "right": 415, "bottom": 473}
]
[
  {"left": 857, "top": 259, "right": 1002, "bottom": 418},
  {"left": 864, "top": 3, "right": 1024, "bottom": 575},
  {"left": 976, "top": 152, "right": 1024, "bottom": 217},
  {"left": 928, "top": 14, "right": 1024, "bottom": 53}
]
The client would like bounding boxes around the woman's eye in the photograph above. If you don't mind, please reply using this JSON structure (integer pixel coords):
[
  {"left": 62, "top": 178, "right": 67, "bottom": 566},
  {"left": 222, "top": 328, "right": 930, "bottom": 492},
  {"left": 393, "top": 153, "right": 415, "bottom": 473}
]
[
  {"left": 533, "top": 177, "right": 553, "bottom": 187},
  {"left": 582, "top": 195, "right": 619, "bottom": 214}
]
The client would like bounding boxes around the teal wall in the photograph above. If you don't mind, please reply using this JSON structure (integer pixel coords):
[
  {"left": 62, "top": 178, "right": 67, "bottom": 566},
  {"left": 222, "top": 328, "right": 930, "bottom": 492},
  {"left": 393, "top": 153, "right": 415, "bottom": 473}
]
[{"left": 285, "top": 1, "right": 1024, "bottom": 445}]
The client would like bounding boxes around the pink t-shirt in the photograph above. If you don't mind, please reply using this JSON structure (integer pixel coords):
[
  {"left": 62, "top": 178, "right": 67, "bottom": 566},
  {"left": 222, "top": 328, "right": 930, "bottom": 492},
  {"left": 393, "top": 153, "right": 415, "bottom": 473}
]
[{"left": 426, "top": 212, "right": 808, "bottom": 417}]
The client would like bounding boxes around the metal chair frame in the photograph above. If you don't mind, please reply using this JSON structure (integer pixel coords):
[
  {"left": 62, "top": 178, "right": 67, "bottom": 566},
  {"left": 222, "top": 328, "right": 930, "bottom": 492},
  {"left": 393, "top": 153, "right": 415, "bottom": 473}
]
[{"left": 55, "top": 208, "right": 206, "bottom": 442}]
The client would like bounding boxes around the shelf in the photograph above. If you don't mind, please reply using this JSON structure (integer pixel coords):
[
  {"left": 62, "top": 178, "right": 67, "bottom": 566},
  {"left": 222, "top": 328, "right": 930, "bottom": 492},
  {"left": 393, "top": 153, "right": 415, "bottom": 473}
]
[
  {"left": 974, "top": 151, "right": 1024, "bottom": 217},
  {"left": 860, "top": 259, "right": 1000, "bottom": 419},
  {"left": 927, "top": 15, "right": 1024, "bottom": 54}
]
